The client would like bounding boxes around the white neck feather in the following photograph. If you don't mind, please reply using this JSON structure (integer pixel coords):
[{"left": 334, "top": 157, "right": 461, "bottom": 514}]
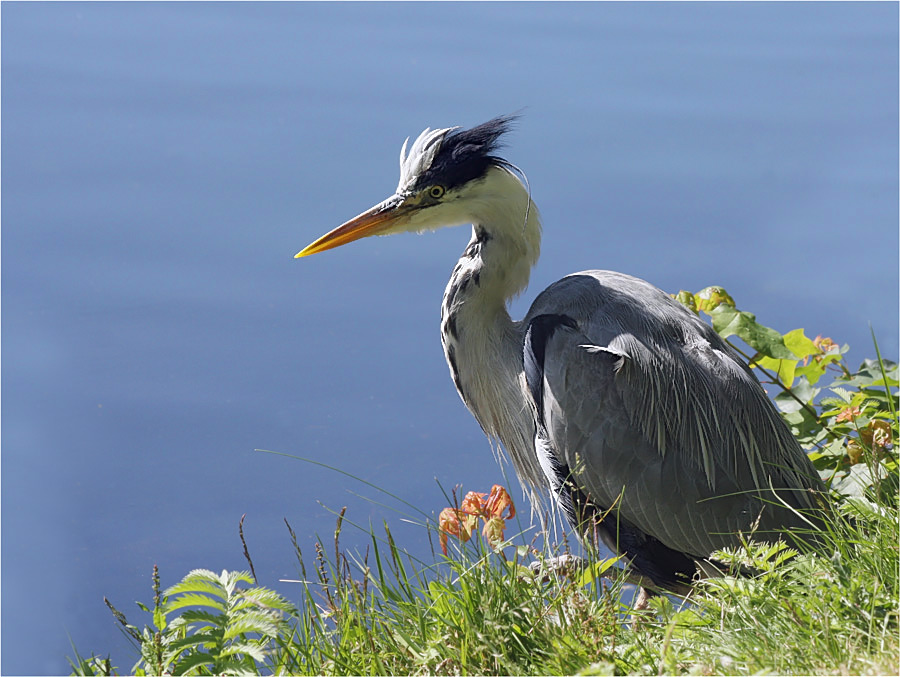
[{"left": 439, "top": 166, "right": 546, "bottom": 487}]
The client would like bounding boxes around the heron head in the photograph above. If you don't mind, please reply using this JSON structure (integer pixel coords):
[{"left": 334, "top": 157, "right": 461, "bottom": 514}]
[{"left": 295, "top": 115, "right": 518, "bottom": 258}]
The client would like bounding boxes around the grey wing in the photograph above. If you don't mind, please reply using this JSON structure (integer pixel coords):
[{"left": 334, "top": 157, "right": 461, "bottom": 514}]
[{"left": 524, "top": 272, "right": 824, "bottom": 563}]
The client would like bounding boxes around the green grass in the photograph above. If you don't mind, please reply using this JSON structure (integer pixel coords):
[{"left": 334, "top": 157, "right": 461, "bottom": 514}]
[
  {"left": 70, "top": 477, "right": 898, "bottom": 676},
  {"left": 70, "top": 293, "right": 899, "bottom": 676}
]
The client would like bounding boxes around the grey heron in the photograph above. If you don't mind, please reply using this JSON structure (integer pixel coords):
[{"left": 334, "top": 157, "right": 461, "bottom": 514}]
[{"left": 296, "top": 115, "right": 826, "bottom": 597}]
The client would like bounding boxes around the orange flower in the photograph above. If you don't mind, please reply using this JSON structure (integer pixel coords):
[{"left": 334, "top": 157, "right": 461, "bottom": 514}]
[
  {"left": 438, "top": 507, "right": 471, "bottom": 555},
  {"left": 861, "top": 419, "right": 893, "bottom": 450},
  {"left": 811, "top": 336, "right": 839, "bottom": 364},
  {"left": 845, "top": 420, "right": 893, "bottom": 465},
  {"left": 482, "top": 516, "right": 506, "bottom": 548},
  {"left": 460, "top": 491, "right": 487, "bottom": 519},
  {"left": 438, "top": 485, "right": 517, "bottom": 555},
  {"left": 484, "top": 484, "right": 515, "bottom": 521},
  {"left": 836, "top": 406, "right": 861, "bottom": 423}
]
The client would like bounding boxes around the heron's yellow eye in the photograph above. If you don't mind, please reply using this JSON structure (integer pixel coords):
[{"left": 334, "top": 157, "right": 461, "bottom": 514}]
[{"left": 429, "top": 185, "right": 445, "bottom": 199}]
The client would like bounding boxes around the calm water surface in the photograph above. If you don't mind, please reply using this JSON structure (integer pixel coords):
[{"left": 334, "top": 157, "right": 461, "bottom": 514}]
[{"left": 2, "top": 3, "right": 897, "bottom": 673}]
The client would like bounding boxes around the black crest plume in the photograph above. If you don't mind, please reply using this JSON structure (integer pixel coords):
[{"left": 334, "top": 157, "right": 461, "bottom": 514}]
[{"left": 414, "top": 115, "right": 518, "bottom": 191}]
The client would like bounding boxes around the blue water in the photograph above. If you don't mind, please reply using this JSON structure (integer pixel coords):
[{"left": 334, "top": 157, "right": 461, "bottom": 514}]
[{"left": 2, "top": 3, "right": 897, "bottom": 673}]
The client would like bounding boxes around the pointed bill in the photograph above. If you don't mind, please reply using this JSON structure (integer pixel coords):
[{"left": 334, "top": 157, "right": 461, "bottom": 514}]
[{"left": 294, "top": 195, "right": 407, "bottom": 258}]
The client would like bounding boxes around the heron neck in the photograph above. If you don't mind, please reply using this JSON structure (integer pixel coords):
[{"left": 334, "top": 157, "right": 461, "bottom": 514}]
[
  {"left": 442, "top": 168, "right": 541, "bottom": 333},
  {"left": 439, "top": 176, "right": 545, "bottom": 487}
]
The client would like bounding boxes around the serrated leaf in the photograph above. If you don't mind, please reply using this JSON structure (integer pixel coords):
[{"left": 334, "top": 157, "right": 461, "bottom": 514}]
[
  {"left": 218, "top": 641, "right": 269, "bottom": 661},
  {"left": 240, "top": 588, "right": 294, "bottom": 610},
  {"left": 223, "top": 615, "right": 283, "bottom": 641},
  {"left": 223, "top": 570, "right": 256, "bottom": 587},
  {"left": 164, "top": 580, "right": 227, "bottom": 601},
  {"left": 178, "top": 609, "right": 225, "bottom": 627},
  {"left": 169, "top": 631, "right": 221, "bottom": 653},
  {"left": 828, "top": 386, "right": 854, "bottom": 403},
  {"left": 166, "top": 593, "right": 227, "bottom": 613},
  {"left": 790, "top": 377, "right": 818, "bottom": 402},
  {"left": 179, "top": 568, "right": 220, "bottom": 582},
  {"left": 231, "top": 589, "right": 294, "bottom": 616},
  {"left": 172, "top": 650, "right": 214, "bottom": 676}
]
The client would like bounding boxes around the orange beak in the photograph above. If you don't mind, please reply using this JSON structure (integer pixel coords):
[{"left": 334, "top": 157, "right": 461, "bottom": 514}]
[{"left": 294, "top": 195, "right": 408, "bottom": 258}]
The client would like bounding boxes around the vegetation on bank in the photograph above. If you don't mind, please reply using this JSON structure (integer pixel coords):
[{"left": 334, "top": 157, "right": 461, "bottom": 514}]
[{"left": 70, "top": 288, "right": 898, "bottom": 675}]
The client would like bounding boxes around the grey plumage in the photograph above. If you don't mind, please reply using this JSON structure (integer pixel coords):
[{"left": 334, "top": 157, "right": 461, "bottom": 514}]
[
  {"left": 523, "top": 272, "right": 823, "bottom": 588},
  {"left": 297, "top": 116, "right": 827, "bottom": 594}
]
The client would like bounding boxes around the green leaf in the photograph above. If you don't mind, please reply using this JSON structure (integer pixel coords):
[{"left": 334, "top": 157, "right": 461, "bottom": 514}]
[
  {"left": 166, "top": 593, "right": 227, "bottom": 614},
  {"left": 831, "top": 464, "right": 878, "bottom": 498},
  {"left": 694, "top": 286, "right": 736, "bottom": 312},
  {"left": 152, "top": 605, "right": 167, "bottom": 633},
  {"left": 757, "top": 354, "right": 798, "bottom": 389},
  {"left": 774, "top": 378, "right": 818, "bottom": 413},
  {"left": 795, "top": 357, "right": 839, "bottom": 386},
  {"left": 171, "top": 650, "right": 214, "bottom": 676},
  {"left": 233, "top": 588, "right": 295, "bottom": 615},
  {"left": 828, "top": 386, "right": 855, "bottom": 404},
  {"left": 577, "top": 557, "right": 622, "bottom": 587},
  {"left": 164, "top": 580, "right": 227, "bottom": 602},
  {"left": 673, "top": 290, "right": 698, "bottom": 313},
  {"left": 220, "top": 570, "right": 256, "bottom": 588},
  {"left": 819, "top": 437, "right": 847, "bottom": 459},
  {"left": 178, "top": 609, "right": 225, "bottom": 627},
  {"left": 709, "top": 306, "right": 796, "bottom": 359},
  {"left": 169, "top": 631, "right": 222, "bottom": 653},
  {"left": 840, "top": 359, "right": 899, "bottom": 388},
  {"left": 217, "top": 640, "right": 269, "bottom": 662},
  {"left": 222, "top": 614, "right": 284, "bottom": 641},
  {"left": 782, "top": 328, "right": 819, "bottom": 361}
]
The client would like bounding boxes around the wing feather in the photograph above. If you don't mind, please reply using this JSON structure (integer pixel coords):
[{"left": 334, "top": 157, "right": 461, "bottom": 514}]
[{"left": 524, "top": 271, "right": 824, "bottom": 559}]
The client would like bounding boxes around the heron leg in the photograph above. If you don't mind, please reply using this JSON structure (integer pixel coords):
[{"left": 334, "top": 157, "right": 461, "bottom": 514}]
[
  {"left": 529, "top": 554, "right": 656, "bottom": 589},
  {"left": 630, "top": 586, "right": 658, "bottom": 628},
  {"left": 634, "top": 586, "right": 655, "bottom": 611},
  {"left": 528, "top": 553, "right": 584, "bottom": 582}
]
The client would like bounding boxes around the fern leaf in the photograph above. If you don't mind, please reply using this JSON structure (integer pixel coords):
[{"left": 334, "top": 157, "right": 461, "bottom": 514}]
[
  {"left": 180, "top": 568, "right": 220, "bottom": 583},
  {"left": 238, "top": 588, "right": 296, "bottom": 614},
  {"left": 221, "top": 570, "right": 255, "bottom": 586},
  {"left": 164, "top": 579, "right": 229, "bottom": 601},
  {"left": 171, "top": 650, "right": 214, "bottom": 676},
  {"left": 828, "top": 386, "right": 855, "bottom": 403},
  {"left": 218, "top": 640, "right": 269, "bottom": 662},
  {"left": 223, "top": 614, "right": 284, "bottom": 641},
  {"left": 166, "top": 593, "right": 226, "bottom": 613},
  {"left": 178, "top": 609, "right": 226, "bottom": 627}
]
